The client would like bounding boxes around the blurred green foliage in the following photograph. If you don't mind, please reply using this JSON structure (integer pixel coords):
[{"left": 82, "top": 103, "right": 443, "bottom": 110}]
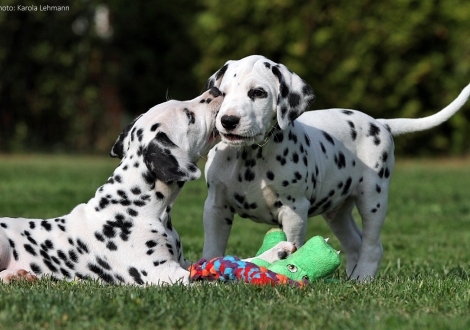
[{"left": 0, "top": 0, "right": 469, "bottom": 155}]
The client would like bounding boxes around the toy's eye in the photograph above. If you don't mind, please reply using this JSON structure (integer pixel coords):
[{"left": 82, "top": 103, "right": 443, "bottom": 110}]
[
  {"left": 287, "top": 264, "right": 298, "bottom": 273},
  {"left": 302, "top": 275, "right": 309, "bottom": 281}
]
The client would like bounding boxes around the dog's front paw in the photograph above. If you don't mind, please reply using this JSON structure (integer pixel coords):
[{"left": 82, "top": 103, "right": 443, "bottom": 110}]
[
  {"left": 0, "top": 269, "right": 38, "bottom": 284},
  {"left": 256, "top": 241, "right": 297, "bottom": 264}
]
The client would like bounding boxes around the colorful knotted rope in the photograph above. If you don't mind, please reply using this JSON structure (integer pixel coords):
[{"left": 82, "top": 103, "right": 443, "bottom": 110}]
[{"left": 189, "top": 256, "right": 308, "bottom": 287}]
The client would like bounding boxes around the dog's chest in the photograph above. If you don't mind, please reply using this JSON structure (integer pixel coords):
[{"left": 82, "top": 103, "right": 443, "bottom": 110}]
[{"left": 209, "top": 128, "right": 363, "bottom": 222}]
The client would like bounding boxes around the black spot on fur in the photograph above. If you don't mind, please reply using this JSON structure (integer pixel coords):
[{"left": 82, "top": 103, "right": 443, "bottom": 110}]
[
  {"left": 322, "top": 131, "right": 335, "bottom": 145},
  {"left": 44, "top": 259, "right": 57, "bottom": 272},
  {"left": 77, "top": 239, "right": 89, "bottom": 254},
  {"left": 146, "top": 240, "right": 157, "bottom": 248},
  {"left": 24, "top": 244, "right": 36, "bottom": 256},
  {"left": 40, "top": 250, "right": 50, "bottom": 260},
  {"left": 382, "top": 151, "right": 388, "bottom": 162},
  {"left": 347, "top": 121, "right": 357, "bottom": 140},
  {"left": 215, "top": 64, "right": 228, "bottom": 80},
  {"left": 41, "top": 221, "right": 52, "bottom": 231},
  {"left": 184, "top": 108, "right": 196, "bottom": 124},
  {"left": 245, "top": 168, "right": 255, "bottom": 181},
  {"left": 153, "top": 260, "right": 167, "bottom": 267},
  {"left": 131, "top": 187, "right": 141, "bottom": 195},
  {"left": 88, "top": 263, "right": 114, "bottom": 283},
  {"left": 60, "top": 268, "right": 72, "bottom": 278},
  {"left": 234, "top": 193, "right": 245, "bottom": 204},
  {"left": 127, "top": 208, "right": 138, "bottom": 217},
  {"left": 103, "top": 224, "right": 116, "bottom": 238},
  {"left": 288, "top": 92, "right": 301, "bottom": 108},
  {"left": 69, "top": 250, "right": 78, "bottom": 263},
  {"left": 266, "top": 171, "right": 275, "bottom": 180},
  {"left": 378, "top": 167, "right": 385, "bottom": 178},
  {"left": 155, "top": 132, "right": 178, "bottom": 148},
  {"left": 133, "top": 200, "right": 146, "bottom": 207},
  {"left": 342, "top": 110, "right": 354, "bottom": 115},
  {"left": 288, "top": 131, "right": 298, "bottom": 144},
  {"left": 26, "top": 236, "right": 37, "bottom": 246},
  {"left": 304, "top": 134, "right": 311, "bottom": 147},
  {"left": 99, "top": 197, "right": 109, "bottom": 209},
  {"left": 166, "top": 243, "right": 174, "bottom": 255},
  {"left": 142, "top": 170, "right": 157, "bottom": 186},
  {"left": 384, "top": 168, "right": 390, "bottom": 178},
  {"left": 30, "top": 263, "right": 42, "bottom": 274},
  {"left": 341, "top": 177, "right": 352, "bottom": 196},
  {"left": 292, "top": 152, "right": 299, "bottom": 163},
  {"left": 274, "top": 201, "right": 283, "bottom": 208},
  {"left": 166, "top": 216, "right": 173, "bottom": 231},
  {"left": 368, "top": 123, "right": 381, "bottom": 145},
  {"left": 150, "top": 123, "right": 160, "bottom": 132},
  {"left": 96, "top": 257, "right": 111, "bottom": 270},
  {"left": 43, "top": 240, "right": 53, "bottom": 250},
  {"left": 334, "top": 152, "right": 346, "bottom": 169},
  {"left": 106, "top": 241, "right": 117, "bottom": 251}
]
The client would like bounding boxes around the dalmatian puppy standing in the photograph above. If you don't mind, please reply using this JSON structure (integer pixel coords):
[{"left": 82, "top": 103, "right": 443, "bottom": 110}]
[
  {"left": 202, "top": 55, "right": 470, "bottom": 281},
  {"left": 0, "top": 86, "right": 295, "bottom": 285}
]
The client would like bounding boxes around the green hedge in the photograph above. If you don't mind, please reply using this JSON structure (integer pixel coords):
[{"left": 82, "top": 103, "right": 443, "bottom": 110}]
[{"left": 1, "top": 0, "right": 469, "bottom": 155}]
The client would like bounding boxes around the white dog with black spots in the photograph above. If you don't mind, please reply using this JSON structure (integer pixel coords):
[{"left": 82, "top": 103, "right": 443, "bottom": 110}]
[
  {"left": 202, "top": 55, "right": 470, "bottom": 280},
  {"left": 0, "top": 86, "right": 295, "bottom": 285}
]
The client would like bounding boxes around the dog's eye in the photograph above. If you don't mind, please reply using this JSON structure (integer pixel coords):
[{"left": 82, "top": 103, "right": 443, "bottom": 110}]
[
  {"left": 287, "top": 264, "right": 298, "bottom": 273},
  {"left": 248, "top": 88, "right": 268, "bottom": 100}
]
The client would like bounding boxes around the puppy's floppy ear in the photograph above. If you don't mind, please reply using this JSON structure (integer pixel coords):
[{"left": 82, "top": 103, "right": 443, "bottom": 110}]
[
  {"left": 110, "top": 115, "right": 143, "bottom": 159},
  {"left": 271, "top": 64, "right": 315, "bottom": 130},
  {"left": 205, "top": 60, "right": 233, "bottom": 89},
  {"left": 143, "top": 132, "right": 201, "bottom": 183}
]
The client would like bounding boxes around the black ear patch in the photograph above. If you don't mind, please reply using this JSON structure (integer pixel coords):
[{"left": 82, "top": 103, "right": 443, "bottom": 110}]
[
  {"left": 271, "top": 63, "right": 315, "bottom": 130},
  {"left": 155, "top": 132, "right": 178, "bottom": 148},
  {"left": 110, "top": 115, "right": 143, "bottom": 159},
  {"left": 205, "top": 63, "right": 229, "bottom": 89},
  {"left": 143, "top": 138, "right": 200, "bottom": 183}
]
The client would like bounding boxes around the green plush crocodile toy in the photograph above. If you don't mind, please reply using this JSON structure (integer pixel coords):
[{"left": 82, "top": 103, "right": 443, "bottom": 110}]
[{"left": 251, "top": 229, "right": 341, "bottom": 282}]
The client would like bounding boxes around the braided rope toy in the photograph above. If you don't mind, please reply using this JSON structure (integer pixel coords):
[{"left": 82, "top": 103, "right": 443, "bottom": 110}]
[
  {"left": 189, "top": 229, "right": 340, "bottom": 287},
  {"left": 189, "top": 256, "right": 307, "bottom": 287}
]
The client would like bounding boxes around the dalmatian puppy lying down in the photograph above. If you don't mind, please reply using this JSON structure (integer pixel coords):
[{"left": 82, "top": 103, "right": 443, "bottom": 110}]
[
  {"left": 0, "top": 86, "right": 295, "bottom": 285},
  {"left": 202, "top": 55, "right": 470, "bottom": 281}
]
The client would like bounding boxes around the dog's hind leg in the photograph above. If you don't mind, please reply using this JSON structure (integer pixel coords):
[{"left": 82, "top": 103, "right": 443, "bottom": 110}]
[
  {"left": 0, "top": 228, "right": 37, "bottom": 284},
  {"left": 322, "top": 197, "right": 362, "bottom": 277},
  {"left": 351, "top": 176, "right": 391, "bottom": 281}
]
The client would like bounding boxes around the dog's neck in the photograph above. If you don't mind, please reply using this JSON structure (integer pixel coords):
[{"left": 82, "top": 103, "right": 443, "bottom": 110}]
[
  {"left": 88, "top": 156, "right": 184, "bottom": 228},
  {"left": 234, "top": 125, "right": 292, "bottom": 157}
]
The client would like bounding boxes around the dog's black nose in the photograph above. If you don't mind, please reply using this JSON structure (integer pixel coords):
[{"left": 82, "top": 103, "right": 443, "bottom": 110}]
[
  {"left": 209, "top": 87, "right": 222, "bottom": 97},
  {"left": 220, "top": 115, "right": 240, "bottom": 130}
]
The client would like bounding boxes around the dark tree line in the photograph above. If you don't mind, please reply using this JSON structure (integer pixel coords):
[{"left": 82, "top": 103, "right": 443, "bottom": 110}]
[{"left": 1, "top": 0, "right": 469, "bottom": 155}]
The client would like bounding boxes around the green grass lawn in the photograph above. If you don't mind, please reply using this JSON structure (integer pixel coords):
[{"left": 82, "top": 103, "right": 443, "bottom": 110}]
[{"left": 0, "top": 155, "right": 469, "bottom": 329}]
